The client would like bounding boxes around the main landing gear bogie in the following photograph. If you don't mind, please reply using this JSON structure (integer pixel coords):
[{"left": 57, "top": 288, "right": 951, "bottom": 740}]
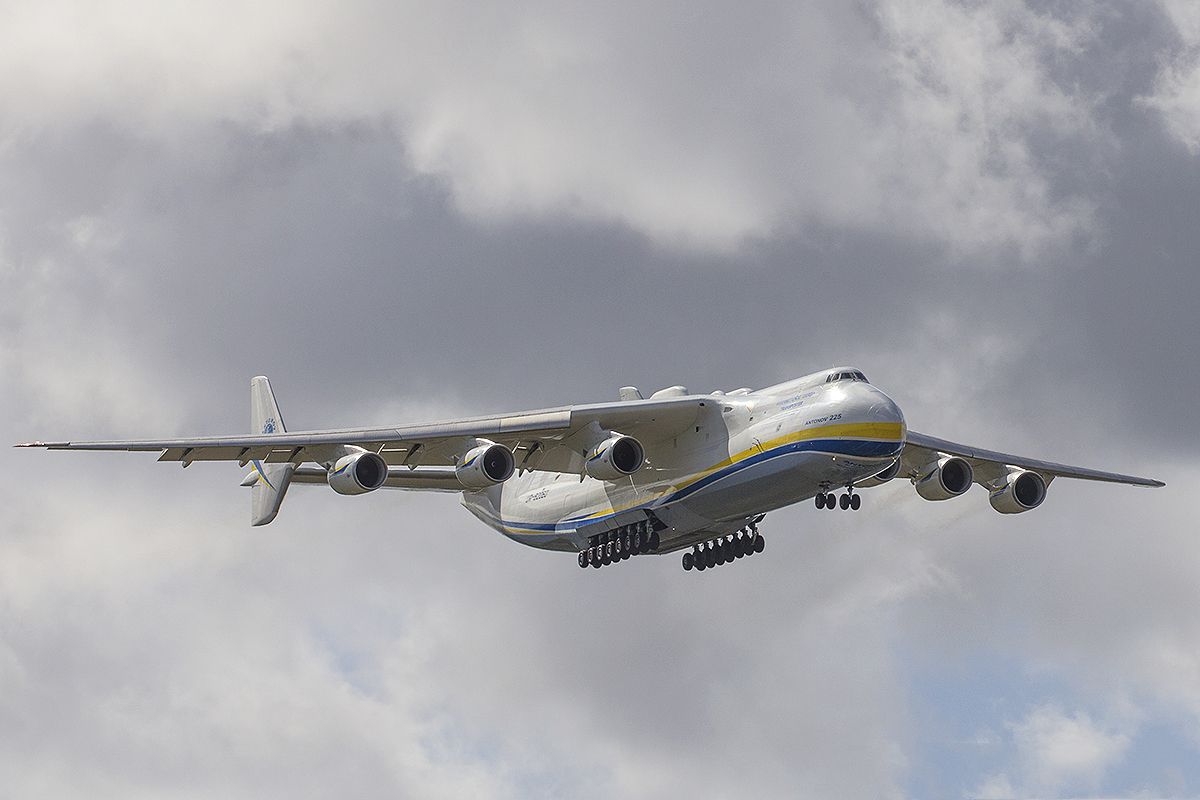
[
  {"left": 578, "top": 521, "right": 661, "bottom": 570},
  {"left": 681, "top": 521, "right": 764, "bottom": 573},
  {"left": 815, "top": 488, "right": 861, "bottom": 511}
]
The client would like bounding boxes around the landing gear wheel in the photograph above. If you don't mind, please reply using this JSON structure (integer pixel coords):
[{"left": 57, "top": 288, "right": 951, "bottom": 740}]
[
  {"left": 682, "top": 552, "right": 694, "bottom": 571},
  {"left": 734, "top": 536, "right": 746, "bottom": 557},
  {"left": 839, "top": 493, "right": 850, "bottom": 510},
  {"left": 850, "top": 494, "right": 861, "bottom": 511},
  {"left": 705, "top": 545, "right": 717, "bottom": 568},
  {"left": 825, "top": 493, "right": 837, "bottom": 510},
  {"left": 754, "top": 535, "right": 765, "bottom": 554},
  {"left": 578, "top": 552, "right": 587, "bottom": 568},
  {"left": 650, "top": 530, "right": 660, "bottom": 551},
  {"left": 815, "top": 493, "right": 826, "bottom": 509}
]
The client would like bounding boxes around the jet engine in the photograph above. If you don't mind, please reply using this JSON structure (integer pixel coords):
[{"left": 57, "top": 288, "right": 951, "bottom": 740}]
[
  {"left": 856, "top": 459, "right": 901, "bottom": 488},
  {"left": 328, "top": 450, "right": 388, "bottom": 495},
  {"left": 584, "top": 435, "right": 645, "bottom": 481},
  {"left": 989, "top": 469, "right": 1047, "bottom": 513},
  {"left": 914, "top": 456, "right": 973, "bottom": 501},
  {"left": 456, "top": 443, "right": 515, "bottom": 489}
]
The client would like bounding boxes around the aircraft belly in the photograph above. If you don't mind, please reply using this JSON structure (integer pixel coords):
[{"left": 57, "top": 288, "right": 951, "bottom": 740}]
[{"left": 669, "top": 449, "right": 884, "bottom": 523}]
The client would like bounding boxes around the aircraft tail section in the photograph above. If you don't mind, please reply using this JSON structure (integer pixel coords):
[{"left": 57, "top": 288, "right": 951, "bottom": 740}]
[{"left": 248, "top": 376, "right": 295, "bottom": 526}]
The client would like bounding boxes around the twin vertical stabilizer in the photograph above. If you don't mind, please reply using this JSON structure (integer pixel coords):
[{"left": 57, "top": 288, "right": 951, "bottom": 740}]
[{"left": 248, "top": 376, "right": 295, "bottom": 526}]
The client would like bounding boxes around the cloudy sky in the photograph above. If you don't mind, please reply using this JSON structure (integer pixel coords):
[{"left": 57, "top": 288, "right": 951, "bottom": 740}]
[{"left": 2, "top": 1, "right": 1198, "bottom": 797}]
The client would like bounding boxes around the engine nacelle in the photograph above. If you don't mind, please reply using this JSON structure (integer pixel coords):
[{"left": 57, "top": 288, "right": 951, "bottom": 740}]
[
  {"left": 456, "top": 443, "right": 515, "bottom": 489},
  {"left": 989, "top": 469, "right": 1047, "bottom": 514},
  {"left": 856, "top": 459, "right": 901, "bottom": 489},
  {"left": 584, "top": 435, "right": 645, "bottom": 481},
  {"left": 328, "top": 450, "right": 388, "bottom": 495},
  {"left": 914, "top": 456, "right": 973, "bottom": 501}
]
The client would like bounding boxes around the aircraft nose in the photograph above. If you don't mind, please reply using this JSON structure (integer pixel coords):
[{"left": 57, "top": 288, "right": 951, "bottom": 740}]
[{"left": 858, "top": 384, "right": 906, "bottom": 428}]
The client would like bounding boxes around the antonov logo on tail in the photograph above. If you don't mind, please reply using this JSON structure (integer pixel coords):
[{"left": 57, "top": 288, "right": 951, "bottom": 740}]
[{"left": 16, "top": 366, "right": 1164, "bottom": 574}]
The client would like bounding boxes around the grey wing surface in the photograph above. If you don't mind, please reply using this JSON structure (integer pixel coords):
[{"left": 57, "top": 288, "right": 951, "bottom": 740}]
[{"left": 901, "top": 430, "right": 1165, "bottom": 488}]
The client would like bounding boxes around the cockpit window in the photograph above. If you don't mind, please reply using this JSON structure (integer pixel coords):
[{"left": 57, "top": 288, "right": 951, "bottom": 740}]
[{"left": 826, "top": 371, "right": 869, "bottom": 383}]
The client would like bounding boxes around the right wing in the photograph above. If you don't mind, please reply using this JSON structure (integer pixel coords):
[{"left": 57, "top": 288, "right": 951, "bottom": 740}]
[{"left": 900, "top": 430, "right": 1165, "bottom": 487}]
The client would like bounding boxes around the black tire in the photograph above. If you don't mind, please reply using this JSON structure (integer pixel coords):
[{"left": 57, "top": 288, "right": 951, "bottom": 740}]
[
  {"left": 634, "top": 529, "right": 643, "bottom": 549},
  {"left": 754, "top": 535, "right": 765, "bottom": 553},
  {"left": 704, "top": 545, "right": 716, "bottom": 568},
  {"left": 578, "top": 552, "right": 587, "bottom": 568},
  {"left": 815, "top": 493, "right": 825, "bottom": 509},
  {"left": 623, "top": 531, "right": 631, "bottom": 551},
  {"left": 682, "top": 552, "right": 694, "bottom": 571},
  {"left": 826, "top": 494, "right": 837, "bottom": 510},
  {"left": 839, "top": 493, "right": 850, "bottom": 510},
  {"left": 851, "top": 494, "right": 861, "bottom": 511},
  {"left": 650, "top": 530, "right": 660, "bottom": 551},
  {"left": 733, "top": 537, "right": 745, "bottom": 557}
]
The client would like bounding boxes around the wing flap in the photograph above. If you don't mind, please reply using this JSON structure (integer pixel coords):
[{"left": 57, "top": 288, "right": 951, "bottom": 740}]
[{"left": 286, "top": 466, "right": 462, "bottom": 492}]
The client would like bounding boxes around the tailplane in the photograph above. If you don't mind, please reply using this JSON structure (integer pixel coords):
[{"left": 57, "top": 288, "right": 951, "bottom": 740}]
[{"left": 248, "top": 376, "right": 295, "bottom": 526}]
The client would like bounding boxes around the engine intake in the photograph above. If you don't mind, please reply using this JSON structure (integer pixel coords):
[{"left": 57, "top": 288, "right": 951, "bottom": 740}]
[
  {"left": 328, "top": 450, "right": 388, "bottom": 495},
  {"left": 989, "top": 469, "right": 1047, "bottom": 514},
  {"left": 456, "top": 443, "right": 515, "bottom": 489},
  {"left": 585, "top": 435, "right": 645, "bottom": 481},
  {"left": 915, "top": 456, "right": 973, "bottom": 501}
]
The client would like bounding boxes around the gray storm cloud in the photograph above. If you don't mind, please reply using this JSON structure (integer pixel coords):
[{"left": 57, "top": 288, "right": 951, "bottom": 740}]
[{"left": 1, "top": 1, "right": 1197, "bottom": 797}]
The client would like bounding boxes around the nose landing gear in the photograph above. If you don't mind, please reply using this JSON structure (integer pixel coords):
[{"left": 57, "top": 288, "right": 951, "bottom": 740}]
[{"left": 815, "top": 486, "right": 861, "bottom": 511}]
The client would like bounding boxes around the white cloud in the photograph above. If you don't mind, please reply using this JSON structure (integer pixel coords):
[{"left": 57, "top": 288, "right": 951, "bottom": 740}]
[
  {"left": 0, "top": 0, "right": 1106, "bottom": 255},
  {"left": 1011, "top": 705, "right": 1132, "bottom": 794},
  {"left": 1142, "top": 0, "right": 1200, "bottom": 152}
]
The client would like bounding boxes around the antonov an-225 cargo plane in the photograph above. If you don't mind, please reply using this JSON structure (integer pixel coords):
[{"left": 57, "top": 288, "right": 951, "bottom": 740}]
[{"left": 18, "top": 367, "right": 1164, "bottom": 572}]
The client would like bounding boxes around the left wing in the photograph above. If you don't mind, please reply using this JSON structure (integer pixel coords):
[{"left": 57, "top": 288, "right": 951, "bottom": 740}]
[
  {"left": 16, "top": 396, "right": 714, "bottom": 474},
  {"left": 900, "top": 430, "right": 1165, "bottom": 488}
]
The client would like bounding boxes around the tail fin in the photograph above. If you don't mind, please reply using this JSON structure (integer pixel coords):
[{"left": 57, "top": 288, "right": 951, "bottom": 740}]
[{"left": 248, "top": 376, "right": 295, "bottom": 526}]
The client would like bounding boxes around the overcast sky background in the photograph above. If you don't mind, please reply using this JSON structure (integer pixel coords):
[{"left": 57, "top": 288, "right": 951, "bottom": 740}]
[{"left": 1, "top": 1, "right": 1198, "bottom": 797}]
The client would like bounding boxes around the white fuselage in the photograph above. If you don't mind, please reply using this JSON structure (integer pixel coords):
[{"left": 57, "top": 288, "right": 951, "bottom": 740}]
[{"left": 461, "top": 370, "right": 906, "bottom": 554}]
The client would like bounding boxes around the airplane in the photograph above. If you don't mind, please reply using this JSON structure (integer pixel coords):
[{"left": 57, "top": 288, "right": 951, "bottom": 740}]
[{"left": 16, "top": 367, "right": 1164, "bottom": 572}]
